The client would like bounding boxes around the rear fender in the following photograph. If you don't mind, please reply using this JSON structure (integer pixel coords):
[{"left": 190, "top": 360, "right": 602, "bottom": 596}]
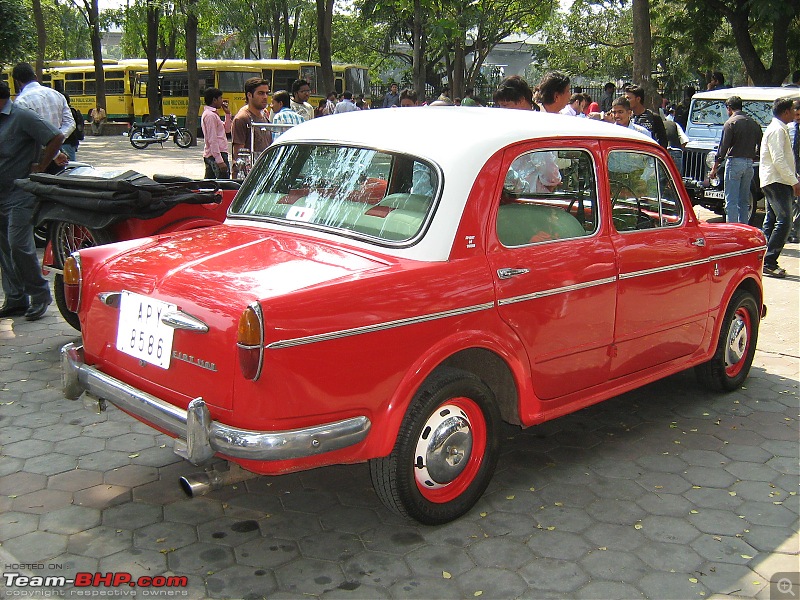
[{"left": 365, "top": 327, "right": 533, "bottom": 458}]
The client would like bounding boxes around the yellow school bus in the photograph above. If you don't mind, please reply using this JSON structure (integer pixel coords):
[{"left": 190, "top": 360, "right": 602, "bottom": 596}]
[{"left": 131, "top": 59, "right": 371, "bottom": 122}]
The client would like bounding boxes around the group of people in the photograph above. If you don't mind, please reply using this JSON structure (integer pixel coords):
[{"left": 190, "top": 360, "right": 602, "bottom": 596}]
[{"left": 711, "top": 95, "right": 800, "bottom": 278}]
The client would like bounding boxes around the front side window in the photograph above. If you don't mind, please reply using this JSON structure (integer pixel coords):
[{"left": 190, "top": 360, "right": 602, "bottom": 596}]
[
  {"left": 608, "top": 151, "right": 684, "bottom": 232},
  {"left": 231, "top": 144, "right": 439, "bottom": 244},
  {"left": 496, "top": 148, "right": 598, "bottom": 247}
]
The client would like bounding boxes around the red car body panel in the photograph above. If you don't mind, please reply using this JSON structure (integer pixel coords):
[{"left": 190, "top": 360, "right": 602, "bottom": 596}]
[{"left": 66, "top": 111, "right": 767, "bottom": 479}]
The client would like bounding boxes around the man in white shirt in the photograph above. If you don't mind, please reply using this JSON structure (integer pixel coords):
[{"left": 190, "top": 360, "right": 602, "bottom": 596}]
[
  {"left": 12, "top": 62, "right": 74, "bottom": 172},
  {"left": 290, "top": 79, "right": 314, "bottom": 121},
  {"left": 333, "top": 91, "right": 359, "bottom": 114},
  {"left": 760, "top": 97, "right": 800, "bottom": 278}
]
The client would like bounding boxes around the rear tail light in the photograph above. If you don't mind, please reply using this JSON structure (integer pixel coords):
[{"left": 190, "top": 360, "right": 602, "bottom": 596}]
[
  {"left": 62, "top": 255, "right": 82, "bottom": 312},
  {"left": 237, "top": 303, "right": 264, "bottom": 380}
]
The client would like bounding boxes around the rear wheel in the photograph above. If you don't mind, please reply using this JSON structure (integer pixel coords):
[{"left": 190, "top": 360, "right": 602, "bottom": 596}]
[
  {"left": 129, "top": 129, "right": 149, "bottom": 149},
  {"left": 695, "top": 289, "right": 759, "bottom": 391},
  {"left": 370, "top": 368, "right": 500, "bottom": 525},
  {"left": 174, "top": 128, "right": 193, "bottom": 148},
  {"left": 49, "top": 222, "right": 114, "bottom": 331}
]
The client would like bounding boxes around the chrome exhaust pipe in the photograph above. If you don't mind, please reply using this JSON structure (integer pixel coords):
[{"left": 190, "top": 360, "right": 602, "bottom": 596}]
[{"left": 179, "top": 462, "right": 256, "bottom": 498}]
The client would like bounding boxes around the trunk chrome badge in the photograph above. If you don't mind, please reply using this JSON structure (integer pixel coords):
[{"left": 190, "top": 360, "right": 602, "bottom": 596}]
[{"left": 171, "top": 351, "right": 217, "bottom": 372}]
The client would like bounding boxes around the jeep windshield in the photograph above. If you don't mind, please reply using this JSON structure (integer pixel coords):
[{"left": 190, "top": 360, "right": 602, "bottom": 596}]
[
  {"left": 230, "top": 143, "right": 440, "bottom": 245},
  {"left": 690, "top": 99, "right": 773, "bottom": 127}
]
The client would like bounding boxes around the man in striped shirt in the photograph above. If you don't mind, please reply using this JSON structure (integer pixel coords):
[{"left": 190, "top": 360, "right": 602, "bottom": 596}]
[{"left": 270, "top": 90, "right": 305, "bottom": 140}]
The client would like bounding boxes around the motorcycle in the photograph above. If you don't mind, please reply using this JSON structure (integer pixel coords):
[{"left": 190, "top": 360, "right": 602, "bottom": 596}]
[{"left": 129, "top": 114, "right": 194, "bottom": 149}]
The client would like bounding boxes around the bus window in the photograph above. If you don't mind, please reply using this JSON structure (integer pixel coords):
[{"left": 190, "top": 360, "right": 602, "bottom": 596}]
[
  {"left": 274, "top": 69, "right": 297, "bottom": 92},
  {"left": 300, "top": 65, "right": 319, "bottom": 94},
  {"left": 85, "top": 79, "right": 96, "bottom": 94},
  {"left": 262, "top": 69, "right": 273, "bottom": 89},
  {"left": 218, "top": 70, "right": 261, "bottom": 93}
]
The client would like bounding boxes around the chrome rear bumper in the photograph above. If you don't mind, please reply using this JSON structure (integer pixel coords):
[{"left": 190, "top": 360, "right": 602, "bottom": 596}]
[{"left": 61, "top": 343, "right": 371, "bottom": 466}]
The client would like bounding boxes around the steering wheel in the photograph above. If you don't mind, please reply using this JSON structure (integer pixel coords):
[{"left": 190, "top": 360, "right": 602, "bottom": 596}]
[{"left": 610, "top": 180, "right": 652, "bottom": 231}]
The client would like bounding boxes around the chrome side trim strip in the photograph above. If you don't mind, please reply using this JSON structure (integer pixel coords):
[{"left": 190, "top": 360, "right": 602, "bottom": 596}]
[
  {"left": 619, "top": 258, "right": 709, "bottom": 280},
  {"left": 710, "top": 245, "right": 767, "bottom": 261},
  {"left": 498, "top": 276, "right": 617, "bottom": 307},
  {"left": 266, "top": 301, "right": 496, "bottom": 349},
  {"left": 161, "top": 310, "right": 209, "bottom": 333}
]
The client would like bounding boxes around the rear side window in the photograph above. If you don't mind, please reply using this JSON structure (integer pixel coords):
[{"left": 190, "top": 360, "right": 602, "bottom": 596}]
[
  {"left": 496, "top": 148, "right": 598, "bottom": 247},
  {"left": 608, "top": 151, "right": 684, "bottom": 232}
]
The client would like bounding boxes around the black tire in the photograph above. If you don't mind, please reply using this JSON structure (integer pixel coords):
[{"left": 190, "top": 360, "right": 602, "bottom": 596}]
[
  {"left": 129, "top": 129, "right": 149, "bottom": 149},
  {"left": 49, "top": 222, "right": 115, "bottom": 269},
  {"left": 49, "top": 223, "right": 115, "bottom": 332},
  {"left": 54, "top": 274, "right": 81, "bottom": 331},
  {"left": 174, "top": 128, "right": 193, "bottom": 148},
  {"left": 695, "top": 289, "right": 759, "bottom": 392},
  {"left": 369, "top": 367, "right": 500, "bottom": 525}
]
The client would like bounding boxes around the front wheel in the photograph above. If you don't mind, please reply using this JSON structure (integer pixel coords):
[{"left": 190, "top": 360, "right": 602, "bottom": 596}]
[
  {"left": 174, "top": 128, "right": 193, "bottom": 148},
  {"left": 695, "top": 289, "right": 760, "bottom": 391},
  {"left": 129, "top": 129, "right": 149, "bottom": 149},
  {"left": 369, "top": 368, "right": 500, "bottom": 525}
]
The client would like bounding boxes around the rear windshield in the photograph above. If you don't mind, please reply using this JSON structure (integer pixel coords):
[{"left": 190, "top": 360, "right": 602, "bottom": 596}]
[
  {"left": 690, "top": 99, "right": 773, "bottom": 127},
  {"left": 230, "top": 144, "right": 440, "bottom": 244}
]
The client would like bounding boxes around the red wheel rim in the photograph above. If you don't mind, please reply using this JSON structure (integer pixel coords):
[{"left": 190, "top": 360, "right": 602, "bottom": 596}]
[
  {"left": 724, "top": 306, "right": 751, "bottom": 378},
  {"left": 413, "top": 397, "right": 487, "bottom": 504}
]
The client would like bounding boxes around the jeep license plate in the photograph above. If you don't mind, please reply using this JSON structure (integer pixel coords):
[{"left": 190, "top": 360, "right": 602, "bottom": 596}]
[
  {"left": 704, "top": 190, "right": 725, "bottom": 200},
  {"left": 116, "top": 291, "right": 176, "bottom": 369}
]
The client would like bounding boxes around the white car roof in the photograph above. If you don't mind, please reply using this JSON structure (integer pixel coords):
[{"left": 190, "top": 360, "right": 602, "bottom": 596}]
[
  {"left": 692, "top": 86, "right": 800, "bottom": 102},
  {"left": 255, "top": 107, "right": 658, "bottom": 262},
  {"left": 276, "top": 106, "right": 658, "bottom": 165}
]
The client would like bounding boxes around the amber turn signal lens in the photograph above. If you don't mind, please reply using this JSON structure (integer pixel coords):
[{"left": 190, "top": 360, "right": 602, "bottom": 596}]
[
  {"left": 63, "top": 256, "right": 82, "bottom": 312},
  {"left": 237, "top": 305, "right": 263, "bottom": 380}
]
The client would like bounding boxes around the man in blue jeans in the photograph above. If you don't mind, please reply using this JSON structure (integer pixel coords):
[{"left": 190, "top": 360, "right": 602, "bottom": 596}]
[
  {"left": 0, "top": 82, "right": 64, "bottom": 320},
  {"left": 708, "top": 96, "right": 762, "bottom": 224},
  {"left": 760, "top": 97, "right": 800, "bottom": 278}
]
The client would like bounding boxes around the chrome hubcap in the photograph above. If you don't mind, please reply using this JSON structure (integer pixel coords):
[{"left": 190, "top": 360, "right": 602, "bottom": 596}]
[
  {"left": 414, "top": 405, "right": 473, "bottom": 489},
  {"left": 724, "top": 315, "right": 747, "bottom": 367}
]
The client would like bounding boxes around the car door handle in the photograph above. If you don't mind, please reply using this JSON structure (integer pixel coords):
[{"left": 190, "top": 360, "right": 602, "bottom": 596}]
[
  {"left": 690, "top": 237, "right": 706, "bottom": 247},
  {"left": 497, "top": 268, "right": 530, "bottom": 280}
]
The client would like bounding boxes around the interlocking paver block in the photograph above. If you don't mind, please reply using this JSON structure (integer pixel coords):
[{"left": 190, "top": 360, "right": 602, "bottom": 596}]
[
  {"left": 2, "top": 530, "right": 68, "bottom": 563},
  {"left": 362, "top": 526, "right": 426, "bottom": 555},
  {"left": 576, "top": 581, "right": 644, "bottom": 599},
  {"left": 689, "top": 508, "right": 752, "bottom": 535},
  {"left": 98, "top": 548, "right": 168, "bottom": 578},
  {"left": 469, "top": 536, "right": 534, "bottom": 569},
  {"left": 405, "top": 544, "right": 475, "bottom": 578},
  {"left": 235, "top": 538, "right": 300, "bottom": 569},
  {"left": 24, "top": 453, "right": 80, "bottom": 476},
  {"left": 636, "top": 540, "right": 705, "bottom": 571},
  {"left": 387, "top": 576, "right": 462, "bottom": 599},
  {"left": 48, "top": 469, "right": 103, "bottom": 492},
  {"left": 166, "top": 542, "right": 235, "bottom": 575},
  {"left": 456, "top": 566, "right": 528, "bottom": 599},
  {"left": 134, "top": 521, "right": 198, "bottom": 551},
  {"left": 586, "top": 498, "right": 646, "bottom": 525},
  {"left": 275, "top": 557, "right": 346, "bottom": 595},
  {"left": 104, "top": 464, "right": 159, "bottom": 487},
  {"left": 691, "top": 534, "right": 758, "bottom": 564},
  {"left": 738, "top": 500, "right": 796, "bottom": 527},
  {"left": 583, "top": 522, "right": 645, "bottom": 552},
  {"left": 518, "top": 556, "right": 589, "bottom": 592},
  {"left": 102, "top": 502, "right": 162, "bottom": 530},
  {"left": 73, "top": 484, "right": 131, "bottom": 509},
  {"left": 0, "top": 511, "right": 40, "bottom": 541},
  {"left": 342, "top": 550, "right": 412, "bottom": 586},
  {"left": 640, "top": 515, "right": 702, "bottom": 544},
  {"left": 68, "top": 525, "right": 134, "bottom": 558},
  {"left": 637, "top": 571, "right": 709, "bottom": 599},
  {"left": 40, "top": 505, "right": 101, "bottom": 535},
  {"left": 198, "top": 517, "right": 264, "bottom": 547},
  {"left": 205, "top": 563, "right": 278, "bottom": 599},
  {"left": 11, "top": 488, "right": 73, "bottom": 515}
]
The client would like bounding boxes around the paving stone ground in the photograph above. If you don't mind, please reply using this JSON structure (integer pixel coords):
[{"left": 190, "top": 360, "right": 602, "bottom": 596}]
[{"left": 0, "top": 136, "right": 798, "bottom": 599}]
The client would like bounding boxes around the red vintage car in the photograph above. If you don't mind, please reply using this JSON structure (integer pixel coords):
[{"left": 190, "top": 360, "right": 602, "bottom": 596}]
[{"left": 61, "top": 108, "right": 766, "bottom": 525}]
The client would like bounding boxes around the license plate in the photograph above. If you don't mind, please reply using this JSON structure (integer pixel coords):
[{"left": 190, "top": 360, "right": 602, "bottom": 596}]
[
  {"left": 115, "top": 291, "right": 176, "bottom": 369},
  {"left": 704, "top": 190, "right": 725, "bottom": 199}
]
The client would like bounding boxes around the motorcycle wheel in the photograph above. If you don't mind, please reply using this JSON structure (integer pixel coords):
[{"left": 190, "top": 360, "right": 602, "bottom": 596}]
[
  {"left": 49, "top": 222, "right": 115, "bottom": 331},
  {"left": 174, "top": 128, "right": 194, "bottom": 148},
  {"left": 130, "top": 129, "right": 149, "bottom": 149}
]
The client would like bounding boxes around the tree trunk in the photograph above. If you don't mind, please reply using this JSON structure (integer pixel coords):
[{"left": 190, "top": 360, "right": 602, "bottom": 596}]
[
  {"left": 631, "top": 0, "right": 657, "bottom": 111},
  {"left": 726, "top": 4, "right": 791, "bottom": 85},
  {"left": 185, "top": 0, "right": 199, "bottom": 146},
  {"left": 412, "top": 0, "right": 425, "bottom": 101},
  {"left": 146, "top": 0, "right": 161, "bottom": 120},
  {"left": 88, "top": 0, "right": 105, "bottom": 112},
  {"left": 32, "top": 0, "right": 46, "bottom": 79},
  {"left": 316, "top": 0, "right": 334, "bottom": 95}
]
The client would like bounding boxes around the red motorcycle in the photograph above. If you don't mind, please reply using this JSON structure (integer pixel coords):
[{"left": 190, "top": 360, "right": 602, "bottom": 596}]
[{"left": 22, "top": 167, "right": 239, "bottom": 330}]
